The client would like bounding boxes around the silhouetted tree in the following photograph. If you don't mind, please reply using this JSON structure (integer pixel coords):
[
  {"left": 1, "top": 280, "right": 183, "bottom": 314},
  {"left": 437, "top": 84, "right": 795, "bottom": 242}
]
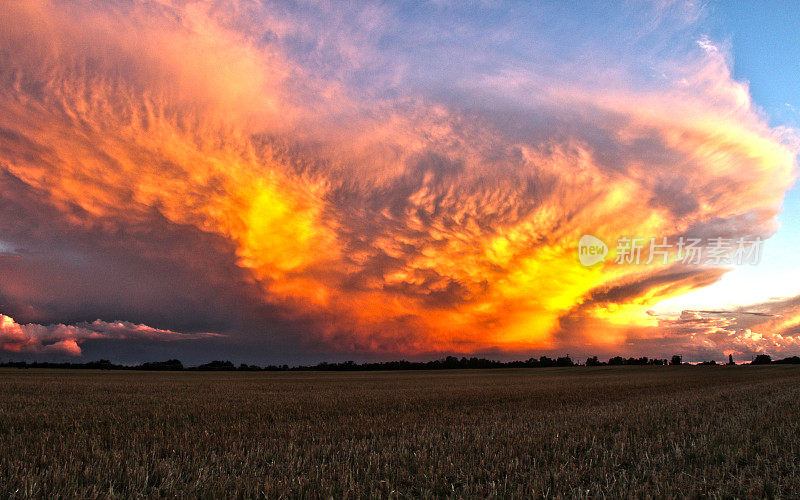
[
  {"left": 586, "top": 356, "right": 601, "bottom": 366},
  {"left": 727, "top": 354, "right": 735, "bottom": 365},
  {"left": 555, "top": 355, "right": 574, "bottom": 367},
  {"left": 608, "top": 356, "right": 624, "bottom": 366},
  {"left": 442, "top": 356, "right": 460, "bottom": 369},
  {"left": 752, "top": 354, "right": 772, "bottom": 365},
  {"left": 539, "top": 356, "right": 555, "bottom": 367},
  {"left": 670, "top": 355, "right": 682, "bottom": 366}
]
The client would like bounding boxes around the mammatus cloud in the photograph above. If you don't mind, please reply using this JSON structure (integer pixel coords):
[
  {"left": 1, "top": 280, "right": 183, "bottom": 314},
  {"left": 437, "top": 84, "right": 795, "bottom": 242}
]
[
  {"left": 0, "top": 314, "right": 219, "bottom": 356},
  {"left": 0, "top": 0, "right": 796, "bottom": 360}
]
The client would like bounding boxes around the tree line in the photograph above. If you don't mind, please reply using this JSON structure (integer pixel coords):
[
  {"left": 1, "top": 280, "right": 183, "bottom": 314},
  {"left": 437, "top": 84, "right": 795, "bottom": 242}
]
[{"left": 2, "top": 353, "right": 799, "bottom": 371}]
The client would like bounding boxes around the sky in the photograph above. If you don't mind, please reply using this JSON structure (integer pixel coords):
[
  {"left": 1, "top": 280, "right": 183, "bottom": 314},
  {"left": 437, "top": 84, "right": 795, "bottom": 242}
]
[
  {"left": 655, "top": 0, "right": 800, "bottom": 312},
  {"left": 0, "top": 0, "right": 798, "bottom": 364}
]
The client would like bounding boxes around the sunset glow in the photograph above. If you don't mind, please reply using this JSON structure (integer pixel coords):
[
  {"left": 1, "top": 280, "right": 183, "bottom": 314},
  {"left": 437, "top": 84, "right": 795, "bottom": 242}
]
[{"left": 1, "top": 0, "right": 798, "bottom": 363}]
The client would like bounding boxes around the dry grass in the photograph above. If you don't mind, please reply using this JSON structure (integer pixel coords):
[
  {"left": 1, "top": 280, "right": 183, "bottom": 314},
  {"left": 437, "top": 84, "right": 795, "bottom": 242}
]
[{"left": 1, "top": 366, "right": 799, "bottom": 497}]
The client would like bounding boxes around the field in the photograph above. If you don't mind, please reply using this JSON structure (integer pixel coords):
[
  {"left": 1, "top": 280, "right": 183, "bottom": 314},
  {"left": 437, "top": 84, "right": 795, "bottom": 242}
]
[{"left": 1, "top": 366, "right": 800, "bottom": 497}]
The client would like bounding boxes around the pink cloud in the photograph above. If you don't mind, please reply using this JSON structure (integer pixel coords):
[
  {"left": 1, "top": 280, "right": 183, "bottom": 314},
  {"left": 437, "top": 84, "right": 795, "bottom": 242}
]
[{"left": 0, "top": 314, "right": 221, "bottom": 356}]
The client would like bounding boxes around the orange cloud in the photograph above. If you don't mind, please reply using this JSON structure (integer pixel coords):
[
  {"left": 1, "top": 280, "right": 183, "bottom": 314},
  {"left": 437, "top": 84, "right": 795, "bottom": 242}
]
[{"left": 0, "top": 0, "right": 796, "bottom": 358}]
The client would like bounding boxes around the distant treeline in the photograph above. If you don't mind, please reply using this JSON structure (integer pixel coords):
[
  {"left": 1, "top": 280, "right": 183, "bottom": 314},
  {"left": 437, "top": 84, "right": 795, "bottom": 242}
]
[
  {"left": 751, "top": 354, "right": 800, "bottom": 365},
  {"left": 2, "top": 353, "right": 800, "bottom": 371}
]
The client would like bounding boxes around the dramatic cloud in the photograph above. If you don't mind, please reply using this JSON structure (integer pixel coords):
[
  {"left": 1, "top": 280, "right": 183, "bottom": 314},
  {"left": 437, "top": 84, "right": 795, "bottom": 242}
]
[{"left": 0, "top": 0, "right": 796, "bottom": 361}]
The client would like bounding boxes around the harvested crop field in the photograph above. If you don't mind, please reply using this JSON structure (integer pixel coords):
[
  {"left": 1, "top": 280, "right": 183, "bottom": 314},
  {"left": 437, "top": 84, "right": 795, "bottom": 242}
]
[{"left": 1, "top": 366, "right": 799, "bottom": 497}]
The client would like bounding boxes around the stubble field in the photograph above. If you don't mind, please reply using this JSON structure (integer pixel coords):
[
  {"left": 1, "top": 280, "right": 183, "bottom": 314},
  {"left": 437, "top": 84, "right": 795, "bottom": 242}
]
[{"left": 1, "top": 366, "right": 800, "bottom": 497}]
